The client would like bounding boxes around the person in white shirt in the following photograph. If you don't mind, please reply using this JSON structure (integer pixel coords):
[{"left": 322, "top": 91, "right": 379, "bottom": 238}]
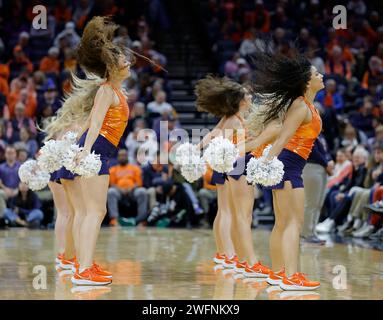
[{"left": 147, "top": 90, "right": 173, "bottom": 115}]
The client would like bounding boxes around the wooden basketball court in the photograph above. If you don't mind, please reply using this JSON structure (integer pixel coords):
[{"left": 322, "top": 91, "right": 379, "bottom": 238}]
[{"left": 0, "top": 227, "right": 382, "bottom": 300}]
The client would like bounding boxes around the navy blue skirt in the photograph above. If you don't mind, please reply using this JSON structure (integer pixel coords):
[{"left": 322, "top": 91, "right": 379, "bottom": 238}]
[
  {"left": 266, "top": 148, "right": 306, "bottom": 190},
  {"left": 54, "top": 130, "right": 117, "bottom": 183},
  {"left": 49, "top": 169, "right": 59, "bottom": 182},
  {"left": 210, "top": 152, "right": 253, "bottom": 185}
]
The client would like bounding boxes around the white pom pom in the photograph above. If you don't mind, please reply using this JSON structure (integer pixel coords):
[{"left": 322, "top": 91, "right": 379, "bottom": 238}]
[
  {"left": 175, "top": 142, "right": 199, "bottom": 166},
  {"left": 74, "top": 151, "right": 102, "bottom": 178},
  {"left": 61, "top": 131, "right": 78, "bottom": 145},
  {"left": 246, "top": 156, "right": 284, "bottom": 187},
  {"left": 37, "top": 140, "right": 63, "bottom": 173},
  {"left": 18, "top": 160, "right": 38, "bottom": 183},
  {"left": 28, "top": 170, "right": 51, "bottom": 191},
  {"left": 62, "top": 144, "right": 83, "bottom": 172},
  {"left": 180, "top": 155, "right": 207, "bottom": 183},
  {"left": 18, "top": 160, "right": 50, "bottom": 190},
  {"left": 203, "top": 136, "right": 239, "bottom": 173}
]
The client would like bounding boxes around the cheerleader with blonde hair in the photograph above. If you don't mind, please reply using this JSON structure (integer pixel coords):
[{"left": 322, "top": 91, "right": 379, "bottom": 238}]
[{"left": 44, "top": 16, "right": 134, "bottom": 285}]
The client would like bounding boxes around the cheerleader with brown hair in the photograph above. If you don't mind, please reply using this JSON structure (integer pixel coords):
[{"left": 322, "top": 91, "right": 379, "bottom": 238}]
[{"left": 195, "top": 75, "right": 271, "bottom": 278}]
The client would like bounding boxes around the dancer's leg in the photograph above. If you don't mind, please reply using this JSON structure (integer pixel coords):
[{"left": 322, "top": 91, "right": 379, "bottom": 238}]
[
  {"left": 269, "top": 190, "right": 285, "bottom": 271},
  {"left": 228, "top": 176, "right": 258, "bottom": 265},
  {"left": 61, "top": 178, "right": 86, "bottom": 259},
  {"left": 78, "top": 175, "right": 110, "bottom": 269},
  {"left": 214, "top": 184, "right": 235, "bottom": 257},
  {"left": 49, "top": 182, "right": 70, "bottom": 255},
  {"left": 274, "top": 181, "right": 304, "bottom": 276}
]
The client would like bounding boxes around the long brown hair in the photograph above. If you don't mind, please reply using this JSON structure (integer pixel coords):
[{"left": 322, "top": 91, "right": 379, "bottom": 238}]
[{"left": 194, "top": 75, "right": 246, "bottom": 117}]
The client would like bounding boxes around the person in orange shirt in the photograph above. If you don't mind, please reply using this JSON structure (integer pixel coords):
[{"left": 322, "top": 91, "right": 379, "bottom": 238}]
[
  {"left": 7, "top": 45, "right": 33, "bottom": 77},
  {"left": 325, "top": 45, "right": 352, "bottom": 81},
  {"left": 197, "top": 167, "right": 217, "bottom": 221},
  {"left": 107, "top": 149, "right": 148, "bottom": 227},
  {"left": 39, "top": 47, "right": 61, "bottom": 75},
  {"left": 7, "top": 74, "right": 37, "bottom": 119},
  {"left": 0, "top": 64, "right": 10, "bottom": 100}
]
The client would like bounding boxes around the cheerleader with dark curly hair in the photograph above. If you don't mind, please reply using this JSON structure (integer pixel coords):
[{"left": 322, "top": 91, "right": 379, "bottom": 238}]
[
  {"left": 195, "top": 75, "right": 271, "bottom": 278},
  {"left": 251, "top": 45, "right": 324, "bottom": 290}
]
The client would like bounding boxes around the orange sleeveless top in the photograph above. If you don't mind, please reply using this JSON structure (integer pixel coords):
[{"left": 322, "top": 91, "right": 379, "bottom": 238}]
[
  {"left": 251, "top": 143, "right": 268, "bottom": 158},
  {"left": 98, "top": 83, "right": 129, "bottom": 147},
  {"left": 231, "top": 114, "right": 246, "bottom": 144},
  {"left": 284, "top": 96, "right": 322, "bottom": 160}
]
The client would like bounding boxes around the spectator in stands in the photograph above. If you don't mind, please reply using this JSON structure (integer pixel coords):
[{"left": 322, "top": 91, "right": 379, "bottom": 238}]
[
  {"left": 335, "top": 122, "right": 368, "bottom": 150},
  {"left": 37, "top": 79, "right": 61, "bottom": 116},
  {"left": 10, "top": 102, "right": 37, "bottom": 143},
  {"left": 7, "top": 45, "right": 33, "bottom": 79},
  {"left": 17, "top": 32, "right": 31, "bottom": 58},
  {"left": 327, "top": 148, "right": 353, "bottom": 189},
  {"left": 147, "top": 90, "right": 174, "bottom": 115},
  {"left": 197, "top": 167, "right": 217, "bottom": 217},
  {"left": 0, "top": 64, "right": 10, "bottom": 101},
  {"left": 361, "top": 56, "right": 383, "bottom": 91},
  {"left": 54, "top": 21, "right": 80, "bottom": 50},
  {"left": 368, "top": 124, "right": 383, "bottom": 151},
  {"left": 4, "top": 182, "right": 44, "bottom": 228},
  {"left": 317, "top": 147, "right": 369, "bottom": 233},
  {"left": 16, "top": 148, "right": 28, "bottom": 163},
  {"left": 315, "top": 79, "right": 344, "bottom": 113},
  {"left": 325, "top": 45, "right": 352, "bottom": 82},
  {"left": 307, "top": 39, "right": 325, "bottom": 75},
  {"left": 152, "top": 112, "right": 181, "bottom": 143},
  {"left": 142, "top": 151, "right": 172, "bottom": 205},
  {"left": 0, "top": 145, "right": 21, "bottom": 210},
  {"left": 8, "top": 74, "right": 37, "bottom": 118},
  {"left": 72, "top": 0, "right": 92, "bottom": 30},
  {"left": 114, "top": 26, "right": 133, "bottom": 50},
  {"left": 350, "top": 97, "right": 375, "bottom": 138},
  {"left": 335, "top": 143, "right": 383, "bottom": 237},
  {"left": 107, "top": 149, "right": 148, "bottom": 227},
  {"left": 39, "top": 47, "right": 60, "bottom": 75},
  {"left": 224, "top": 52, "right": 241, "bottom": 78},
  {"left": 14, "top": 126, "right": 38, "bottom": 158}
]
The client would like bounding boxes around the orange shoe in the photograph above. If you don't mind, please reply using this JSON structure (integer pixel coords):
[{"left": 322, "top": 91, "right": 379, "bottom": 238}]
[
  {"left": 55, "top": 253, "right": 64, "bottom": 264},
  {"left": 234, "top": 261, "right": 249, "bottom": 273},
  {"left": 92, "top": 262, "right": 112, "bottom": 279},
  {"left": 109, "top": 218, "right": 118, "bottom": 227},
  {"left": 71, "top": 267, "right": 112, "bottom": 286},
  {"left": 60, "top": 256, "right": 77, "bottom": 271},
  {"left": 222, "top": 255, "right": 238, "bottom": 268},
  {"left": 213, "top": 253, "right": 226, "bottom": 264},
  {"left": 266, "top": 268, "right": 286, "bottom": 285},
  {"left": 280, "top": 273, "right": 320, "bottom": 291},
  {"left": 243, "top": 261, "right": 270, "bottom": 278}
]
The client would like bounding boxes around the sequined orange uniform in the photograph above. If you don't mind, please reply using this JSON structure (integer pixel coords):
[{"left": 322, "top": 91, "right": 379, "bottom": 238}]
[
  {"left": 251, "top": 143, "right": 268, "bottom": 158},
  {"left": 98, "top": 83, "right": 129, "bottom": 147},
  {"left": 284, "top": 96, "right": 322, "bottom": 160}
]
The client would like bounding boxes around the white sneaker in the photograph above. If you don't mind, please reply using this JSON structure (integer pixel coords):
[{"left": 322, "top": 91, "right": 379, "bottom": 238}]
[
  {"left": 352, "top": 224, "right": 374, "bottom": 238},
  {"left": 315, "top": 219, "right": 335, "bottom": 233},
  {"left": 352, "top": 218, "right": 362, "bottom": 230}
]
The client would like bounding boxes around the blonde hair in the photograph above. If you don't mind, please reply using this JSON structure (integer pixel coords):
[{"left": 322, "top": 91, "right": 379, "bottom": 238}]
[
  {"left": 245, "top": 96, "right": 286, "bottom": 136},
  {"left": 42, "top": 72, "right": 104, "bottom": 141}
]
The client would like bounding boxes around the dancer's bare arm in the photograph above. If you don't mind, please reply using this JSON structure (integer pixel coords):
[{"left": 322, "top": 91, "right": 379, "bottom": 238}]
[
  {"left": 82, "top": 85, "right": 114, "bottom": 153},
  {"left": 265, "top": 100, "right": 307, "bottom": 161},
  {"left": 196, "top": 117, "right": 226, "bottom": 150},
  {"left": 238, "top": 120, "right": 282, "bottom": 153}
]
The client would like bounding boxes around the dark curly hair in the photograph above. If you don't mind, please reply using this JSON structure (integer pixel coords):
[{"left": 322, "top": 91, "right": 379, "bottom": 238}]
[
  {"left": 76, "top": 16, "right": 125, "bottom": 78},
  {"left": 251, "top": 43, "right": 312, "bottom": 124},
  {"left": 194, "top": 75, "right": 246, "bottom": 117}
]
